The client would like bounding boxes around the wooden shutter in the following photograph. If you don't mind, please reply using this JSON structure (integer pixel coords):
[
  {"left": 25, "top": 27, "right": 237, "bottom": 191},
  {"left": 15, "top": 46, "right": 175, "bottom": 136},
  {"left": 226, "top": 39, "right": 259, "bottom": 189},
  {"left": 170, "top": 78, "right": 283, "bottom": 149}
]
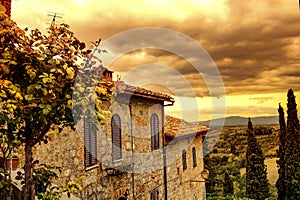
[
  {"left": 151, "top": 114, "right": 159, "bottom": 150},
  {"left": 192, "top": 147, "right": 197, "bottom": 168},
  {"left": 90, "top": 124, "right": 97, "bottom": 165},
  {"left": 84, "top": 114, "right": 91, "bottom": 167},
  {"left": 84, "top": 110, "right": 97, "bottom": 167},
  {"left": 182, "top": 149, "right": 187, "bottom": 170},
  {"left": 112, "top": 114, "right": 122, "bottom": 161}
]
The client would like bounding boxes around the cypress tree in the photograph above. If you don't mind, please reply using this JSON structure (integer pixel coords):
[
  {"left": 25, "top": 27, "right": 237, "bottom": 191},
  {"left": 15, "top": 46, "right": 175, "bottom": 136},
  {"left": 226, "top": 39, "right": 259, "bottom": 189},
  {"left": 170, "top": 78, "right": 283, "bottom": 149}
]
[
  {"left": 279, "top": 89, "right": 300, "bottom": 199},
  {"left": 246, "top": 118, "right": 269, "bottom": 200},
  {"left": 276, "top": 103, "right": 286, "bottom": 200},
  {"left": 223, "top": 171, "right": 234, "bottom": 196}
]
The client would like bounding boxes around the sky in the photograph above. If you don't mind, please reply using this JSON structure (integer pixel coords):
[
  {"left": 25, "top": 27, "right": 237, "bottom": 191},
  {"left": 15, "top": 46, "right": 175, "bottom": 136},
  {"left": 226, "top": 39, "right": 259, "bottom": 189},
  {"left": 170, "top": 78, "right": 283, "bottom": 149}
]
[{"left": 9, "top": 0, "right": 300, "bottom": 121}]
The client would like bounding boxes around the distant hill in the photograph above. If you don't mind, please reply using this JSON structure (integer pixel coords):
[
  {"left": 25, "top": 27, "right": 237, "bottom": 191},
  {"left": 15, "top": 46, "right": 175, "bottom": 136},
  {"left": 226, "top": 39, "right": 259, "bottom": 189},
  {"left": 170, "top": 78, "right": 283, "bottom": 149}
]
[{"left": 199, "top": 116, "right": 279, "bottom": 126}]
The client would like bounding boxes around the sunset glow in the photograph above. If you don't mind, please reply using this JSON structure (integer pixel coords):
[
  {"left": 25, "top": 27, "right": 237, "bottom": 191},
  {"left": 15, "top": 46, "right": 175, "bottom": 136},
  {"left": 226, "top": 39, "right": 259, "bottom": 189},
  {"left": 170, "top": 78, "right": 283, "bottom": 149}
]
[{"left": 10, "top": 0, "right": 300, "bottom": 121}]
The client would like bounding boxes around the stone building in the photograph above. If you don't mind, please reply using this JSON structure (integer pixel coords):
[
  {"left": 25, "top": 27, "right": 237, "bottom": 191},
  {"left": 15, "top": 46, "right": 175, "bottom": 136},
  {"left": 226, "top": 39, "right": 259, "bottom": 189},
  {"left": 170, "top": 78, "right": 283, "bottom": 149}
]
[
  {"left": 164, "top": 116, "right": 208, "bottom": 200},
  {"left": 33, "top": 71, "right": 208, "bottom": 199}
]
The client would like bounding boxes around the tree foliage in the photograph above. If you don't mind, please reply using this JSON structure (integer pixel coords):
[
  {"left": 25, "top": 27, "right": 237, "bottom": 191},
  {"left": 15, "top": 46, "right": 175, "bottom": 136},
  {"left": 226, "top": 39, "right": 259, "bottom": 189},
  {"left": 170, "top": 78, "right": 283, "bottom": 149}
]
[
  {"left": 223, "top": 171, "right": 234, "bottom": 196},
  {"left": 276, "top": 103, "right": 286, "bottom": 200},
  {"left": 276, "top": 89, "right": 300, "bottom": 200},
  {"left": 0, "top": 11, "right": 111, "bottom": 199},
  {"left": 245, "top": 118, "right": 269, "bottom": 200}
]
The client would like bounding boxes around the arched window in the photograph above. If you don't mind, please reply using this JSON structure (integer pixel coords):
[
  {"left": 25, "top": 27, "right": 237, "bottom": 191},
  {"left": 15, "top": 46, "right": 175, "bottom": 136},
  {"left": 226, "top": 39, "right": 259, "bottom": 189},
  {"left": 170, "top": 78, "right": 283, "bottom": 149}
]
[
  {"left": 84, "top": 110, "right": 97, "bottom": 167},
  {"left": 151, "top": 114, "right": 159, "bottom": 150},
  {"left": 150, "top": 188, "right": 159, "bottom": 200},
  {"left": 182, "top": 149, "right": 187, "bottom": 170},
  {"left": 192, "top": 147, "right": 197, "bottom": 168},
  {"left": 112, "top": 114, "right": 122, "bottom": 161}
]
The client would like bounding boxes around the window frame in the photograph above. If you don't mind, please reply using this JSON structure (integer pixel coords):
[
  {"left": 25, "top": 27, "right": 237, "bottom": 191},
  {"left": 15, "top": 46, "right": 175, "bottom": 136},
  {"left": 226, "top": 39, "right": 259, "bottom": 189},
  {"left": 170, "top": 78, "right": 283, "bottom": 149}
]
[
  {"left": 150, "top": 188, "right": 159, "bottom": 200},
  {"left": 192, "top": 147, "right": 197, "bottom": 168},
  {"left": 111, "top": 114, "right": 122, "bottom": 161},
  {"left": 151, "top": 114, "right": 160, "bottom": 151},
  {"left": 182, "top": 149, "right": 187, "bottom": 171}
]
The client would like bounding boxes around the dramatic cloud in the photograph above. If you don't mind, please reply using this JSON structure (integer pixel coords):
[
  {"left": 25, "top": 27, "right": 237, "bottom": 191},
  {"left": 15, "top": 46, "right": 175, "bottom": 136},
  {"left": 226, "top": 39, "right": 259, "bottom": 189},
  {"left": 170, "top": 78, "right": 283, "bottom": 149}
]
[{"left": 11, "top": 0, "right": 300, "bottom": 119}]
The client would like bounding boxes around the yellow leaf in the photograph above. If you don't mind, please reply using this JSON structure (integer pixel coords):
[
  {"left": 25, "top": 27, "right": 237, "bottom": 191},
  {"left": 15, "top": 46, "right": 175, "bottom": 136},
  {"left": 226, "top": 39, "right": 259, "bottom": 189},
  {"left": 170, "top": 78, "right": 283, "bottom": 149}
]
[
  {"left": 66, "top": 67, "right": 74, "bottom": 79},
  {"left": 63, "top": 63, "right": 68, "bottom": 70},
  {"left": 78, "top": 87, "right": 85, "bottom": 93},
  {"left": 27, "top": 69, "right": 36, "bottom": 80},
  {"left": 56, "top": 59, "right": 61, "bottom": 65},
  {"left": 43, "top": 89, "right": 48, "bottom": 95},
  {"left": 0, "top": 90, "right": 7, "bottom": 98},
  {"left": 42, "top": 78, "right": 48, "bottom": 83},
  {"left": 96, "top": 86, "right": 106, "bottom": 95},
  {"left": 15, "top": 92, "right": 23, "bottom": 101},
  {"left": 67, "top": 100, "right": 74, "bottom": 106},
  {"left": 2, "top": 80, "right": 11, "bottom": 87}
]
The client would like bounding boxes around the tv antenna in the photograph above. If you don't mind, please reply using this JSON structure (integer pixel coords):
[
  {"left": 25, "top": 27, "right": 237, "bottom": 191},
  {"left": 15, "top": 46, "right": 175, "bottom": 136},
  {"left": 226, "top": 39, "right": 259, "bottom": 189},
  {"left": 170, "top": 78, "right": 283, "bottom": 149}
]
[{"left": 47, "top": 12, "right": 63, "bottom": 27}]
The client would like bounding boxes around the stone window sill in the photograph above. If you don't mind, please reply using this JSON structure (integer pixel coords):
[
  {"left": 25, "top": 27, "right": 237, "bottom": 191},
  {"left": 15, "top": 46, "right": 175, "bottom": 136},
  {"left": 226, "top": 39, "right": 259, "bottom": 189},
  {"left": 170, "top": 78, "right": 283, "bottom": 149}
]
[
  {"left": 112, "top": 159, "right": 123, "bottom": 163},
  {"left": 85, "top": 164, "right": 99, "bottom": 171}
]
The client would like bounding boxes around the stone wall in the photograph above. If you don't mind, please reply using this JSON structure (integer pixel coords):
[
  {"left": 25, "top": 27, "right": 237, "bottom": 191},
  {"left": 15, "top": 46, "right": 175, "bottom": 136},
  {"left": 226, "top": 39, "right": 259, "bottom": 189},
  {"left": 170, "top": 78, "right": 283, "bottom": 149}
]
[
  {"left": 166, "top": 135, "right": 206, "bottom": 200},
  {"left": 33, "top": 96, "right": 167, "bottom": 200},
  {"left": 33, "top": 94, "right": 206, "bottom": 199}
]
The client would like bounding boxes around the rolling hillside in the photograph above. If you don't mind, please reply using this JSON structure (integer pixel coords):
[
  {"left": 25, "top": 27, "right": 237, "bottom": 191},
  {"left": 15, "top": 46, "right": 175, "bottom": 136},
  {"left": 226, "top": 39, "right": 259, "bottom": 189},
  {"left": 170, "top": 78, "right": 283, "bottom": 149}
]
[{"left": 199, "top": 116, "right": 279, "bottom": 126}]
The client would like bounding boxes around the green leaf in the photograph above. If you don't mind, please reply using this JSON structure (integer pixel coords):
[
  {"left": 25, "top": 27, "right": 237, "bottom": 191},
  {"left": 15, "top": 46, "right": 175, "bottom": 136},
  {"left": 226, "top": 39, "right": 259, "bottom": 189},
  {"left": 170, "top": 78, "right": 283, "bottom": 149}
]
[
  {"left": 9, "top": 61, "right": 17, "bottom": 65},
  {"left": 42, "top": 108, "right": 49, "bottom": 115},
  {"left": 35, "top": 84, "right": 42, "bottom": 89},
  {"left": 27, "top": 84, "right": 35, "bottom": 93},
  {"left": 0, "top": 59, "right": 10, "bottom": 63},
  {"left": 45, "top": 104, "right": 52, "bottom": 111},
  {"left": 25, "top": 94, "right": 33, "bottom": 101}
]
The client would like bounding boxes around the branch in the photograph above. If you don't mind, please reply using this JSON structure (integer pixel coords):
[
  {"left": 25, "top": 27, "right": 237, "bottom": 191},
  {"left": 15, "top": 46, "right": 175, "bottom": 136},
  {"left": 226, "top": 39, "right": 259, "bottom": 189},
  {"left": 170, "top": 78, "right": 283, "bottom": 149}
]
[{"left": 32, "top": 123, "right": 52, "bottom": 147}]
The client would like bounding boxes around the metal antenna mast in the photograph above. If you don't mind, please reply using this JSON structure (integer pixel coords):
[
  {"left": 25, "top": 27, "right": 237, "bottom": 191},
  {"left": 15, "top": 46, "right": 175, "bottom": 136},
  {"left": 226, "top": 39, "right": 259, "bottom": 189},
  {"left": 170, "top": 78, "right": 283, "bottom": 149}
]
[{"left": 47, "top": 12, "right": 63, "bottom": 27}]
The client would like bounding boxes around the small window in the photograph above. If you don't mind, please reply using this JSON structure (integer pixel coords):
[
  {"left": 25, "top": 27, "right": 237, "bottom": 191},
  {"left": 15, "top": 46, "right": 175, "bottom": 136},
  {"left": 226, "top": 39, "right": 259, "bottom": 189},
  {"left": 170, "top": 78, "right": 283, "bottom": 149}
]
[
  {"left": 150, "top": 188, "right": 159, "bottom": 200},
  {"left": 112, "top": 114, "right": 122, "bottom": 161},
  {"left": 182, "top": 149, "right": 187, "bottom": 170},
  {"left": 84, "top": 110, "right": 97, "bottom": 167},
  {"left": 192, "top": 147, "right": 197, "bottom": 168},
  {"left": 151, "top": 114, "right": 159, "bottom": 150}
]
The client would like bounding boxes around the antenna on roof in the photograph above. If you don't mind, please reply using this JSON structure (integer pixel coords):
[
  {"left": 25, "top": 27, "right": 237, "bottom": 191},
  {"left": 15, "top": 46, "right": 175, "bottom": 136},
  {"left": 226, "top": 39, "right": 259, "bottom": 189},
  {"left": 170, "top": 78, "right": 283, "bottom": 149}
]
[{"left": 47, "top": 12, "right": 63, "bottom": 27}]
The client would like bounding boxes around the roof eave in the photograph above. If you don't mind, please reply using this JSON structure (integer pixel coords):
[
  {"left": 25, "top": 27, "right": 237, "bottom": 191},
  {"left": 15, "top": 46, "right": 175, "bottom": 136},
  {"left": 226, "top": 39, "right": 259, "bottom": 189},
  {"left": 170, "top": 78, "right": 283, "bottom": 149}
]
[{"left": 165, "top": 128, "right": 209, "bottom": 141}]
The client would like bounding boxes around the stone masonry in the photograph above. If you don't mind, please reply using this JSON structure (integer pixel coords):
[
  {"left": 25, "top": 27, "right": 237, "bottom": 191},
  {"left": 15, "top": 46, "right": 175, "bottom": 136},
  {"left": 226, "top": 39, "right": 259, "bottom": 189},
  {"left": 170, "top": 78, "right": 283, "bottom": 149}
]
[{"left": 33, "top": 82, "right": 208, "bottom": 200}]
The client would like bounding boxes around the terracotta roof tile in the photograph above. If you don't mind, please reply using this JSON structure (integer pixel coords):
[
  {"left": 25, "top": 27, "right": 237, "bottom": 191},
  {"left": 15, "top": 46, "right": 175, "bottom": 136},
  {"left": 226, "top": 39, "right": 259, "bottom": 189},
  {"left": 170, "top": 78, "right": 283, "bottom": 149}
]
[
  {"left": 164, "top": 115, "right": 208, "bottom": 138},
  {"left": 115, "top": 81, "right": 174, "bottom": 102}
]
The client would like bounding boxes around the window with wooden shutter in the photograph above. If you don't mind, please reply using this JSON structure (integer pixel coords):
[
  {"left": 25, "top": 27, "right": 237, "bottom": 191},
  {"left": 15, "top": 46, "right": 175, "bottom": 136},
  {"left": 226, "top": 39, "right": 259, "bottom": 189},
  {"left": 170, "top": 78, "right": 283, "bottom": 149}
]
[
  {"left": 151, "top": 114, "right": 159, "bottom": 151},
  {"left": 112, "top": 114, "right": 122, "bottom": 161},
  {"left": 182, "top": 149, "right": 187, "bottom": 170},
  {"left": 192, "top": 147, "right": 197, "bottom": 168},
  {"left": 84, "top": 110, "right": 97, "bottom": 167},
  {"left": 150, "top": 188, "right": 159, "bottom": 200}
]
